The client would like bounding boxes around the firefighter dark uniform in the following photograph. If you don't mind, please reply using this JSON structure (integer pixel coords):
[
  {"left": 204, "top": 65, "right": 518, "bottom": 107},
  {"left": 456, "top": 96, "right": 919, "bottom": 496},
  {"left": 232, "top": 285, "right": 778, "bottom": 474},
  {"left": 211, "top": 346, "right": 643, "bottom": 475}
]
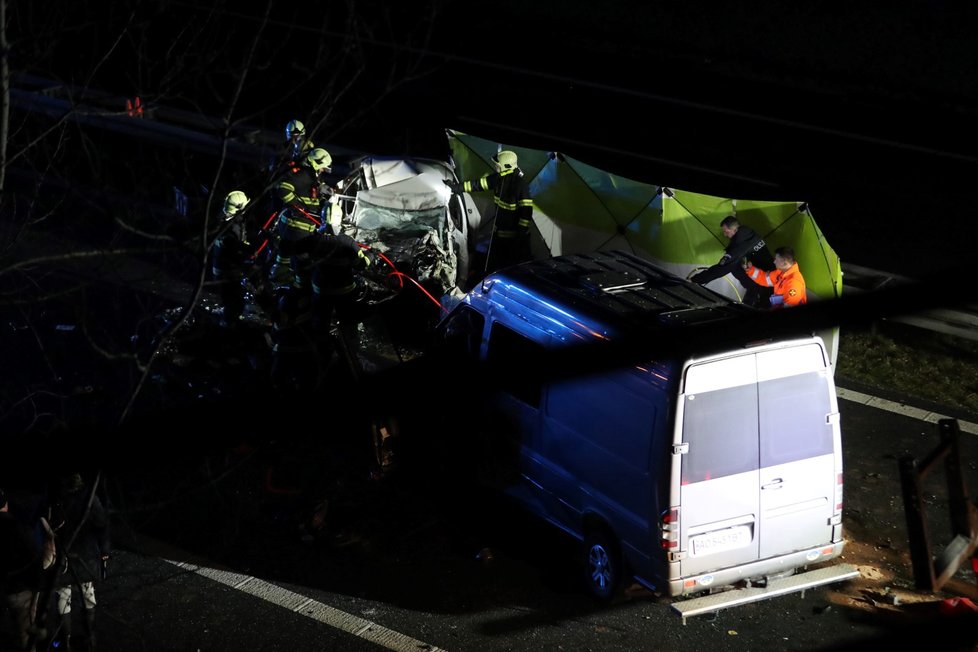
[
  {"left": 269, "top": 119, "right": 316, "bottom": 175},
  {"left": 446, "top": 150, "right": 534, "bottom": 277},
  {"left": 285, "top": 119, "right": 315, "bottom": 167},
  {"left": 211, "top": 191, "right": 253, "bottom": 327},
  {"left": 282, "top": 231, "right": 371, "bottom": 332},
  {"left": 270, "top": 148, "right": 333, "bottom": 293}
]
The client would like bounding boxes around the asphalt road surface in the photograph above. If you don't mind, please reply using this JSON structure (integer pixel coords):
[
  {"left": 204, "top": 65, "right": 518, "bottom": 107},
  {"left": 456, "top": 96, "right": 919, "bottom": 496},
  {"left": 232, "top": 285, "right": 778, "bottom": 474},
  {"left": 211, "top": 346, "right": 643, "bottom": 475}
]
[{"left": 62, "top": 378, "right": 978, "bottom": 652}]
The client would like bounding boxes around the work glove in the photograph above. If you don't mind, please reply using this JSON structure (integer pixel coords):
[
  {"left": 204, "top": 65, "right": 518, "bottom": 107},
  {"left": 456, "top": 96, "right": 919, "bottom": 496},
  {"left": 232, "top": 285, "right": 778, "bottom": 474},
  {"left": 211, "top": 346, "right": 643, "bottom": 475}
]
[
  {"left": 769, "top": 294, "right": 785, "bottom": 307},
  {"left": 689, "top": 272, "right": 704, "bottom": 284},
  {"left": 357, "top": 248, "right": 372, "bottom": 268},
  {"left": 443, "top": 179, "right": 460, "bottom": 194}
]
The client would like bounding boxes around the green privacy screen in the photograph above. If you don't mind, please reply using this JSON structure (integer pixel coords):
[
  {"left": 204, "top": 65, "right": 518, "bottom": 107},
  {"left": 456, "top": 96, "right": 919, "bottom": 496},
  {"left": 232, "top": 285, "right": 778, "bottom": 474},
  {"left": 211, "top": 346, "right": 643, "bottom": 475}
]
[{"left": 446, "top": 128, "right": 842, "bottom": 305}]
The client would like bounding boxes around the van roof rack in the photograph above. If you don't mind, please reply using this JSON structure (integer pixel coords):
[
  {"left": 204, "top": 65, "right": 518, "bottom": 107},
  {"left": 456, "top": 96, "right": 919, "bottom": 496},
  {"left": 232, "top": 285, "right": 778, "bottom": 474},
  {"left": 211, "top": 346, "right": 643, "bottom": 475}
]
[{"left": 497, "top": 251, "right": 753, "bottom": 330}]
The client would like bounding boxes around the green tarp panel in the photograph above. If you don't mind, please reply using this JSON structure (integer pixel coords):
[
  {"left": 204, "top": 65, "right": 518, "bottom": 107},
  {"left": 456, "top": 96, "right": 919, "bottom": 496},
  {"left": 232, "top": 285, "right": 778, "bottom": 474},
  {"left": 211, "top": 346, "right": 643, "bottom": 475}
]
[{"left": 447, "top": 128, "right": 841, "bottom": 303}]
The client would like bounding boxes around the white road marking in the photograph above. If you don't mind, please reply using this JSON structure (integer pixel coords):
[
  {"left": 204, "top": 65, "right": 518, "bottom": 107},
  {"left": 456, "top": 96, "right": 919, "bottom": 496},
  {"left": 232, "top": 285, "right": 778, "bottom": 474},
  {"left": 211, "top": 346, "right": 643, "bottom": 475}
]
[
  {"left": 165, "top": 558, "right": 448, "bottom": 652},
  {"left": 152, "top": 386, "right": 971, "bottom": 651},
  {"left": 836, "top": 386, "right": 978, "bottom": 435}
]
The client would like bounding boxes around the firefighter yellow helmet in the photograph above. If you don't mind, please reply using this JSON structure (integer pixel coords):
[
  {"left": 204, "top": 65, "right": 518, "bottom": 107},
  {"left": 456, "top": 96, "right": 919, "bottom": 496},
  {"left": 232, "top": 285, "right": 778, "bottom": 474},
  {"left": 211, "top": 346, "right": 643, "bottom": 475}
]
[
  {"left": 306, "top": 147, "right": 332, "bottom": 173},
  {"left": 223, "top": 190, "right": 250, "bottom": 220},
  {"left": 492, "top": 150, "right": 518, "bottom": 170},
  {"left": 285, "top": 119, "right": 306, "bottom": 141}
]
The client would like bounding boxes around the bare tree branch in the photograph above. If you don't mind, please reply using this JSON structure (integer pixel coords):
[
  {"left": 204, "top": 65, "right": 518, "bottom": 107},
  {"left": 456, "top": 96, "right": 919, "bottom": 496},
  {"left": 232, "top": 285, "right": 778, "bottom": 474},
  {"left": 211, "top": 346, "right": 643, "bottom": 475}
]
[
  {"left": 0, "top": 246, "right": 181, "bottom": 277},
  {"left": 116, "top": 0, "right": 275, "bottom": 427}
]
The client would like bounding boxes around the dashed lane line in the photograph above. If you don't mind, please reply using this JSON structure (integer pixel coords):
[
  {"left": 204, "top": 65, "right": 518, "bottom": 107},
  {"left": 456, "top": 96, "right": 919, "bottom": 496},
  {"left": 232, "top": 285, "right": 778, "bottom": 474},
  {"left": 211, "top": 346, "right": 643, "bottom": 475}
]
[
  {"left": 163, "top": 558, "right": 449, "bottom": 652},
  {"left": 836, "top": 386, "right": 978, "bottom": 436}
]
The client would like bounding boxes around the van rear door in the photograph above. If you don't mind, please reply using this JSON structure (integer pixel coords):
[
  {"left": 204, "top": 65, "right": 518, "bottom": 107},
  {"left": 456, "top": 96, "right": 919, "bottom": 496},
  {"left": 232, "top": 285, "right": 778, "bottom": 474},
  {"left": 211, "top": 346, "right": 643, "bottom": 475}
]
[
  {"left": 677, "top": 341, "right": 839, "bottom": 578},
  {"left": 678, "top": 353, "right": 761, "bottom": 576},
  {"left": 755, "top": 343, "right": 838, "bottom": 557}
]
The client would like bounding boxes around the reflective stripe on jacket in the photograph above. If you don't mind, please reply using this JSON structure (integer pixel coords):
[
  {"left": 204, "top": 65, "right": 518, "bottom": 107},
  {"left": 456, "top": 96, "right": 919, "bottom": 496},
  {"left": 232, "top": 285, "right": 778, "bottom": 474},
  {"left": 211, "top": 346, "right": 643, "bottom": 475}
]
[
  {"left": 745, "top": 262, "right": 807, "bottom": 306},
  {"left": 460, "top": 168, "right": 534, "bottom": 237},
  {"left": 276, "top": 166, "right": 320, "bottom": 209}
]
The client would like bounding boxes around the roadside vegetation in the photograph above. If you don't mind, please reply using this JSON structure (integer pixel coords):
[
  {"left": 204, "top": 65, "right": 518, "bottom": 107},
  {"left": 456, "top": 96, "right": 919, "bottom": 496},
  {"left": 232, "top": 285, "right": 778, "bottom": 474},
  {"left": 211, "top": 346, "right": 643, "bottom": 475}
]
[{"left": 836, "top": 320, "right": 978, "bottom": 416}]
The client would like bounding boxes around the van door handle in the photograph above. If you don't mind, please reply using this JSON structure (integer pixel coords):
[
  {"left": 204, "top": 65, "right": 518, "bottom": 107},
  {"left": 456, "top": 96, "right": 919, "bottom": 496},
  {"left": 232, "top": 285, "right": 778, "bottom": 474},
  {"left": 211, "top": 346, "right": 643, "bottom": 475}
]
[{"left": 762, "top": 478, "right": 784, "bottom": 490}]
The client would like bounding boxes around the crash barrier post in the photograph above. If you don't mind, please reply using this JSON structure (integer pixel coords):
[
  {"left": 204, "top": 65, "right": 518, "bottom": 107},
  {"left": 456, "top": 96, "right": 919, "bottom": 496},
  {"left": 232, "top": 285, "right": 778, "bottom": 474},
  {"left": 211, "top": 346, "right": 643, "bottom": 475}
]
[{"left": 898, "top": 418, "right": 978, "bottom": 591}]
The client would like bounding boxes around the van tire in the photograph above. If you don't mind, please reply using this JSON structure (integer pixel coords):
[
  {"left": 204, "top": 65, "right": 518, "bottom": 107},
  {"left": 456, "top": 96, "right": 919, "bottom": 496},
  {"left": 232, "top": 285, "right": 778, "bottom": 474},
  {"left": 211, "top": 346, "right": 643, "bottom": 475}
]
[{"left": 583, "top": 529, "right": 625, "bottom": 602}]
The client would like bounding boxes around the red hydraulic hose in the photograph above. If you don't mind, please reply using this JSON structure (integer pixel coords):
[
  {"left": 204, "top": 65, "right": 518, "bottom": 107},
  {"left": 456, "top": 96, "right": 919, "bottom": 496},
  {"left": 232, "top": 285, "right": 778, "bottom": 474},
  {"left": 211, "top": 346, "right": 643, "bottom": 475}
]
[
  {"left": 251, "top": 210, "right": 280, "bottom": 260},
  {"left": 391, "top": 271, "right": 448, "bottom": 314},
  {"left": 261, "top": 210, "right": 279, "bottom": 231},
  {"left": 250, "top": 207, "right": 320, "bottom": 260},
  {"left": 357, "top": 243, "right": 444, "bottom": 313}
]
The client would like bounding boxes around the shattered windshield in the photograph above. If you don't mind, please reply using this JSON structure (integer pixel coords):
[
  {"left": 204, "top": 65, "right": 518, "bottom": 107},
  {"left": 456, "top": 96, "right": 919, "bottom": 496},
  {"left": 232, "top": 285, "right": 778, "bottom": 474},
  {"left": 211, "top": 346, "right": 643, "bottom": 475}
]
[
  {"left": 353, "top": 202, "right": 447, "bottom": 240},
  {"left": 349, "top": 200, "right": 458, "bottom": 295}
]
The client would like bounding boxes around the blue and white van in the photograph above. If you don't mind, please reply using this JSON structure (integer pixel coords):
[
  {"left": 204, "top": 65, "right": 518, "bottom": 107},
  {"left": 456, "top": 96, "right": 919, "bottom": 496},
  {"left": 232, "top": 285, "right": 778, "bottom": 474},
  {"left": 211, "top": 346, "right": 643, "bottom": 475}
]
[{"left": 432, "top": 250, "right": 856, "bottom": 616}]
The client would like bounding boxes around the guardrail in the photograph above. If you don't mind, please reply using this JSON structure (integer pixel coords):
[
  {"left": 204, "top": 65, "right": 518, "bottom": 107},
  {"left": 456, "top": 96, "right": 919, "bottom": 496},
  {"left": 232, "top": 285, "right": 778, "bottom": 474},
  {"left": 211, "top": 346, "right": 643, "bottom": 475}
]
[{"left": 842, "top": 262, "right": 978, "bottom": 342}]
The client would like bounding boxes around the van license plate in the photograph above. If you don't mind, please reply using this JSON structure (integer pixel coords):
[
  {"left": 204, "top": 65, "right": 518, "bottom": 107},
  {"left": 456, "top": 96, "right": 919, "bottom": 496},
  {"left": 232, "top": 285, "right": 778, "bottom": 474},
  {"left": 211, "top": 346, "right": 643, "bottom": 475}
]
[{"left": 691, "top": 525, "right": 752, "bottom": 556}]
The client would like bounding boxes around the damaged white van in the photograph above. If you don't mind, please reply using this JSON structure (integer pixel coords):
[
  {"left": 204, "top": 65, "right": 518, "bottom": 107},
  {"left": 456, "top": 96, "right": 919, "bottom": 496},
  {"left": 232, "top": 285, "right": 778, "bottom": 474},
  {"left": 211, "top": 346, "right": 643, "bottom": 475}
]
[{"left": 432, "top": 250, "right": 857, "bottom": 617}]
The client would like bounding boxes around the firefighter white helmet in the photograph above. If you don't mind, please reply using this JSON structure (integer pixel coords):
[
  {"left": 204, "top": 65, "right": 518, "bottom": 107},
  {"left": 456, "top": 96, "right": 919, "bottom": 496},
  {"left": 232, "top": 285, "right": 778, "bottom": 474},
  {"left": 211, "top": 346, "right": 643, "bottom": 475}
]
[
  {"left": 223, "top": 190, "right": 250, "bottom": 221},
  {"left": 285, "top": 119, "right": 306, "bottom": 141},
  {"left": 306, "top": 147, "right": 333, "bottom": 173},
  {"left": 492, "top": 150, "right": 518, "bottom": 170}
]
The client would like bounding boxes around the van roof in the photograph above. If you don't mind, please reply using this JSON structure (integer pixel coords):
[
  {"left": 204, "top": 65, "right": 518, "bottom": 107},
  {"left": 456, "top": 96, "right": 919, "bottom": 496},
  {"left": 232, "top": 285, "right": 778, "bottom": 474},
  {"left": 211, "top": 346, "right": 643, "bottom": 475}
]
[
  {"left": 477, "top": 251, "right": 811, "bottom": 365},
  {"left": 489, "top": 250, "right": 755, "bottom": 330},
  {"left": 458, "top": 251, "right": 828, "bottom": 380}
]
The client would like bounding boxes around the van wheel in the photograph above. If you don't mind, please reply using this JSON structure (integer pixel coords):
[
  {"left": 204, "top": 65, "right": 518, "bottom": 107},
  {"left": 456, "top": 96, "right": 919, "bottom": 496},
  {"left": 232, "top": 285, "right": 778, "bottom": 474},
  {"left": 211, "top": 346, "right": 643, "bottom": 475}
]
[{"left": 584, "top": 529, "right": 625, "bottom": 602}]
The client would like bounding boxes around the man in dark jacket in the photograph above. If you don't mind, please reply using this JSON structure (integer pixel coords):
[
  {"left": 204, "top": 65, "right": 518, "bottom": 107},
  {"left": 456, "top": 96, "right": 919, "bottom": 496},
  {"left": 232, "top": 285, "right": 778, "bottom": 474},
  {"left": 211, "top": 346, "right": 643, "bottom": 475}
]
[
  {"left": 47, "top": 473, "right": 110, "bottom": 652},
  {"left": 690, "top": 215, "right": 775, "bottom": 308},
  {"left": 1, "top": 487, "right": 50, "bottom": 652}
]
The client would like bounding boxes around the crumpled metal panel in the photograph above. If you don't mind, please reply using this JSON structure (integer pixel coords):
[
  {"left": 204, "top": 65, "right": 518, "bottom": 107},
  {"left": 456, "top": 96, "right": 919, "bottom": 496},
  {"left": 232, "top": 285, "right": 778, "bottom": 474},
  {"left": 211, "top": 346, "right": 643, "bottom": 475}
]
[{"left": 343, "top": 157, "right": 465, "bottom": 301}]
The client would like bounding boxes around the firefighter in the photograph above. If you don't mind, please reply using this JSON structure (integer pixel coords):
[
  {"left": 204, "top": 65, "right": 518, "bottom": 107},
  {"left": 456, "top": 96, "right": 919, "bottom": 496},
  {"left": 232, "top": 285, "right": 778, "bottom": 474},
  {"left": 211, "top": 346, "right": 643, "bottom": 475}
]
[
  {"left": 444, "top": 150, "right": 534, "bottom": 278},
  {"left": 280, "top": 228, "right": 372, "bottom": 364},
  {"left": 283, "top": 230, "right": 371, "bottom": 328},
  {"left": 211, "top": 190, "right": 254, "bottom": 328},
  {"left": 285, "top": 119, "right": 314, "bottom": 164},
  {"left": 267, "top": 119, "right": 316, "bottom": 175},
  {"left": 269, "top": 147, "right": 334, "bottom": 295}
]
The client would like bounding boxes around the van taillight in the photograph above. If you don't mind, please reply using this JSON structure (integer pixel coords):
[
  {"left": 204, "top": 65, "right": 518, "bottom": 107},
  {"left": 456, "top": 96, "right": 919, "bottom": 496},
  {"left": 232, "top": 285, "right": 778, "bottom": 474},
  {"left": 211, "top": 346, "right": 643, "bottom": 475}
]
[
  {"left": 660, "top": 507, "right": 679, "bottom": 550},
  {"left": 835, "top": 472, "right": 844, "bottom": 512}
]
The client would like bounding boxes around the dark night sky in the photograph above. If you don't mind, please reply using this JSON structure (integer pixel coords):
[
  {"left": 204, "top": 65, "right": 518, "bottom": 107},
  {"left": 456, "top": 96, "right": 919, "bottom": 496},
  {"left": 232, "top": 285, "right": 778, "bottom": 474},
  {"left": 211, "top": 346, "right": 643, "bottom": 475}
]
[{"left": 9, "top": 1, "right": 978, "bottom": 274}]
